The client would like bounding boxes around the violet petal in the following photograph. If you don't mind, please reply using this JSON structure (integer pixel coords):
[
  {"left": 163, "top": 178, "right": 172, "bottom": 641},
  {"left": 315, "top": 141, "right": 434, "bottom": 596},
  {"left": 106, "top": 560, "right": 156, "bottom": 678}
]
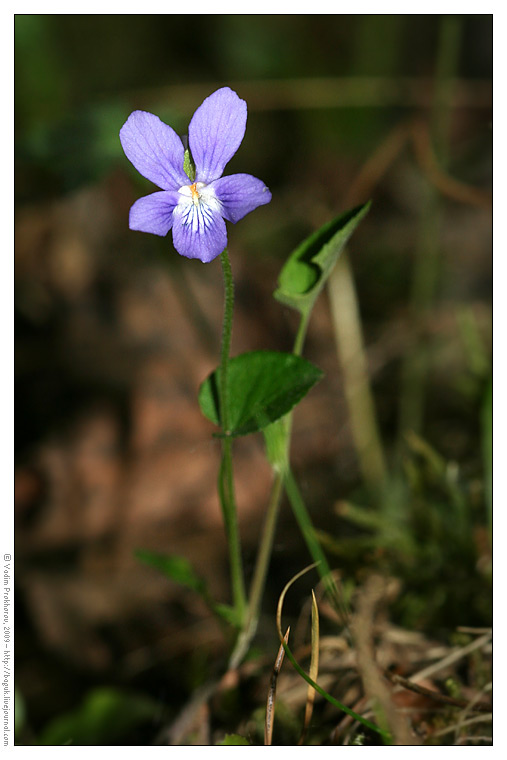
[
  {"left": 188, "top": 88, "right": 247, "bottom": 184},
  {"left": 211, "top": 173, "right": 272, "bottom": 224},
  {"left": 129, "top": 190, "right": 180, "bottom": 236},
  {"left": 120, "top": 111, "right": 188, "bottom": 190},
  {"left": 172, "top": 202, "right": 227, "bottom": 263}
]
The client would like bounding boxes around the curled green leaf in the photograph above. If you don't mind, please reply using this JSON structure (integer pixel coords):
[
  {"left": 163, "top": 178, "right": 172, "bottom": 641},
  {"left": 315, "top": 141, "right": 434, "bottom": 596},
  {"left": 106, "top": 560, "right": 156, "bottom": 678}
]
[{"left": 274, "top": 202, "right": 371, "bottom": 316}]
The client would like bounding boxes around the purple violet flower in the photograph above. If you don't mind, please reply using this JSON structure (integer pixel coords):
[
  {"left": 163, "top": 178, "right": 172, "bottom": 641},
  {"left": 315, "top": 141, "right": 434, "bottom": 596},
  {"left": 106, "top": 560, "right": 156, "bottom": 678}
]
[{"left": 119, "top": 87, "right": 272, "bottom": 263}]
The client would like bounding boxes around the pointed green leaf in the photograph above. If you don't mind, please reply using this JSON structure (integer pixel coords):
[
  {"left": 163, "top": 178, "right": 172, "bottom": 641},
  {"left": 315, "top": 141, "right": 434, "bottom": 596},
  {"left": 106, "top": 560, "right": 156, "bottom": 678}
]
[
  {"left": 136, "top": 550, "right": 244, "bottom": 627},
  {"left": 136, "top": 549, "right": 208, "bottom": 596},
  {"left": 274, "top": 202, "right": 371, "bottom": 315},
  {"left": 198, "top": 350, "right": 323, "bottom": 437}
]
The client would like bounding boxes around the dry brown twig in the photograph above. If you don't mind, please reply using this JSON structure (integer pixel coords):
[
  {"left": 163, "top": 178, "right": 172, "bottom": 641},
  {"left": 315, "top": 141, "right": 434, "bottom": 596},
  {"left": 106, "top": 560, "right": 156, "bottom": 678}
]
[
  {"left": 397, "top": 630, "right": 492, "bottom": 687},
  {"left": 345, "top": 116, "right": 491, "bottom": 210},
  {"left": 385, "top": 671, "right": 492, "bottom": 714},
  {"left": 410, "top": 119, "right": 492, "bottom": 208},
  {"left": 352, "top": 575, "right": 419, "bottom": 745}
]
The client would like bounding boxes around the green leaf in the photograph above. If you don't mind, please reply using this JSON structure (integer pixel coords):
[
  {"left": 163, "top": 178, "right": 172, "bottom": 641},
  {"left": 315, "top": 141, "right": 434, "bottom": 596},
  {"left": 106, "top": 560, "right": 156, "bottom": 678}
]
[
  {"left": 213, "top": 603, "right": 244, "bottom": 628},
  {"left": 136, "top": 549, "right": 208, "bottom": 597},
  {"left": 198, "top": 350, "right": 323, "bottom": 437},
  {"left": 39, "top": 688, "right": 158, "bottom": 746},
  {"left": 217, "top": 734, "right": 251, "bottom": 746},
  {"left": 274, "top": 202, "right": 371, "bottom": 316},
  {"left": 136, "top": 550, "right": 245, "bottom": 627}
]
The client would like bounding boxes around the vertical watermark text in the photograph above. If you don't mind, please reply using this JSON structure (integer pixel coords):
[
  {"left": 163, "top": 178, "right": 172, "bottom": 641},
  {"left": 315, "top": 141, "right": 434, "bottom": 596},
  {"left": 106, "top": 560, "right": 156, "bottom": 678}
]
[{"left": 3, "top": 554, "right": 11, "bottom": 746}]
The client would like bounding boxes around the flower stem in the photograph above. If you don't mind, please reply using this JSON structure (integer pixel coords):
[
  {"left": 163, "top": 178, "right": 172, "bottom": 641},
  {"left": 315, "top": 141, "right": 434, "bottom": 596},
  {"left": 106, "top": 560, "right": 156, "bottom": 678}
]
[
  {"left": 218, "top": 249, "right": 246, "bottom": 623},
  {"left": 219, "top": 249, "right": 234, "bottom": 434}
]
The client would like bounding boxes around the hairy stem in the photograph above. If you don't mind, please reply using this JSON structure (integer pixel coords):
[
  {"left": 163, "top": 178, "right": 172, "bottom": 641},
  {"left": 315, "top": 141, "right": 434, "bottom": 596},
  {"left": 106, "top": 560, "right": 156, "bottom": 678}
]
[{"left": 218, "top": 249, "right": 246, "bottom": 623}]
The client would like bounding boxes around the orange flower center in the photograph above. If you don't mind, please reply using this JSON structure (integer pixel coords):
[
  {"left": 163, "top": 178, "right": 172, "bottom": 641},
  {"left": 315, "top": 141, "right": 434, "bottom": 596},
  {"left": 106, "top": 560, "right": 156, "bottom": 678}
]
[{"left": 189, "top": 182, "right": 200, "bottom": 202}]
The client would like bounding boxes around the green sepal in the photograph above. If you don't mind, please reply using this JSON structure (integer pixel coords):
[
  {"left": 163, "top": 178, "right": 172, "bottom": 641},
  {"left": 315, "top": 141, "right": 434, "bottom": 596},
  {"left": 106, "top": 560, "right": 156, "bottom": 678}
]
[{"left": 183, "top": 147, "right": 196, "bottom": 181}]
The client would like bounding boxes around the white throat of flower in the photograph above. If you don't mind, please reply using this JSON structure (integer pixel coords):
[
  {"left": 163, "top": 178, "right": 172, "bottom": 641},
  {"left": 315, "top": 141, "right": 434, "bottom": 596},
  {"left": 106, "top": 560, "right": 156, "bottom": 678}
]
[{"left": 177, "top": 182, "right": 222, "bottom": 233}]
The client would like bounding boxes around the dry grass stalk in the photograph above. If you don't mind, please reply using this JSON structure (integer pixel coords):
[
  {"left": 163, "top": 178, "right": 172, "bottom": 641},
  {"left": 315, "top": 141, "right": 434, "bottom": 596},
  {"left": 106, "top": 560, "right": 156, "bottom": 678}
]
[
  {"left": 264, "top": 627, "right": 290, "bottom": 746},
  {"left": 298, "top": 590, "right": 320, "bottom": 745}
]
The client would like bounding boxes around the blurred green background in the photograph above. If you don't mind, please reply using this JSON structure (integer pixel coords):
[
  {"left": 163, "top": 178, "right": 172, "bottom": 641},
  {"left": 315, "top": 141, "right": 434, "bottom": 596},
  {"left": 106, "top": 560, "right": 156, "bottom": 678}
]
[{"left": 15, "top": 14, "right": 491, "bottom": 745}]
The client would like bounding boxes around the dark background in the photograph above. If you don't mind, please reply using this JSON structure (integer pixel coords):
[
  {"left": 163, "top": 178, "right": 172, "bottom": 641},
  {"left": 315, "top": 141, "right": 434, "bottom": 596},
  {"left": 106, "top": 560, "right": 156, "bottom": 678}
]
[{"left": 15, "top": 15, "right": 492, "bottom": 745}]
